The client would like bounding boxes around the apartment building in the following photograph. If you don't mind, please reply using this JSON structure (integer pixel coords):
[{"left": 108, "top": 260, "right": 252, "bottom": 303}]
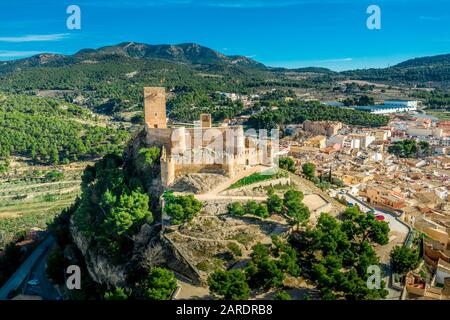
[
  {"left": 303, "top": 120, "right": 343, "bottom": 137},
  {"left": 366, "top": 185, "right": 407, "bottom": 211},
  {"left": 304, "top": 135, "right": 327, "bottom": 149}
]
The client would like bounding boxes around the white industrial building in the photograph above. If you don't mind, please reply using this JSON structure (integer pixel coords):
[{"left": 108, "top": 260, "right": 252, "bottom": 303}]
[
  {"left": 384, "top": 100, "right": 418, "bottom": 108},
  {"left": 355, "top": 100, "right": 418, "bottom": 114}
]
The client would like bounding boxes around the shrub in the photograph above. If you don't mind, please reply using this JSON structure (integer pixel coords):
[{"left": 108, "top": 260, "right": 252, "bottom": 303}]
[
  {"left": 141, "top": 267, "right": 177, "bottom": 300},
  {"left": 227, "top": 242, "right": 242, "bottom": 258},
  {"left": 279, "top": 157, "right": 296, "bottom": 173},
  {"left": 390, "top": 246, "right": 420, "bottom": 274},
  {"left": 302, "top": 162, "right": 316, "bottom": 180},
  {"left": 207, "top": 269, "right": 250, "bottom": 300},
  {"left": 273, "top": 291, "right": 291, "bottom": 300},
  {"left": 104, "top": 288, "right": 130, "bottom": 300},
  {"left": 244, "top": 200, "right": 259, "bottom": 216},
  {"left": 255, "top": 203, "right": 270, "bottom": 219},
  {"left": 267, "top": 193, "right": 283, "bottom": 214},
  {"left": 164, "top": 194, "right": 203, "bottom": 225},
  {"left": 227, "top": 202, "right": 245, "bottom": 216}
]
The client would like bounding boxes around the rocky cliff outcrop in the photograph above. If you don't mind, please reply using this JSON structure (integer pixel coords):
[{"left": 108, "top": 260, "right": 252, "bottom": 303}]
[
  {"left": 70, "top": 217, "right": 203, "bottom": 288},
  {"left": 70, "top": 220, "right": 128, "bottom": 288}
]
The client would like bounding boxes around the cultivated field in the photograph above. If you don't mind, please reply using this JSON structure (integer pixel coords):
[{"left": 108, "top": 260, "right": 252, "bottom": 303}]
[{"left": 0, "top": 160, "right": 89, "bottom": 249}]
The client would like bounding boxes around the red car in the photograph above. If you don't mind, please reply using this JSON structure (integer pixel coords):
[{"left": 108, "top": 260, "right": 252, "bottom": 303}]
[{"left": 375, "top": 215, "right": 385, "bottom": 221}]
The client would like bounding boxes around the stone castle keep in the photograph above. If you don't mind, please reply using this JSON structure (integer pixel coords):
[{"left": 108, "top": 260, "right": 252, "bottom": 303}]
[{"left": 143, "top": 87, "right": 274, "bottom": 187}]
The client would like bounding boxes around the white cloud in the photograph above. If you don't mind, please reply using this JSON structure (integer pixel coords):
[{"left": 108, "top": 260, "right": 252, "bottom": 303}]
[
  {"left": 319, "top": 58, "right": 353, "bottom": 63},
  {"left": 0, "top": 33, "right": 69, "bottom": 43},
  {"left": 0, "top": 51, "right": 44, "bottom": 58}
]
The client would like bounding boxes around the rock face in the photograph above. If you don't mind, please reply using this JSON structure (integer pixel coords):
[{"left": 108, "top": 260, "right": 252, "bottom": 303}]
[
  {"left": 70, "top": 220, "right": 127, "bottom": 288},
  {"left": 171, "top": 173, "right": 228, "bottom": 194},
  {"left": 70, "top": 218, "right": 203, "bottom": 288}
]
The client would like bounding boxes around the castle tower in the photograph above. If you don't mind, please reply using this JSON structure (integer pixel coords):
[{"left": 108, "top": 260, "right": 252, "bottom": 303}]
[
  {"left": 200, "top": 114, "right": 212, "bottom": 128},
  {"left": 224, "top": 153, "right": 235, "bottom": 179},
  {"left": 160, "top": 146, "right": 175, "bottom": 187},
  {"left": 144, "top": 87, "right": 167, "bottom": 129}
]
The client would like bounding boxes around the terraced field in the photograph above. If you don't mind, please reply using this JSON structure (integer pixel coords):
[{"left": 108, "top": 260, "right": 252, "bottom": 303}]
[{"left": 0, "top": 161, "right": 89, "bottom": 249}]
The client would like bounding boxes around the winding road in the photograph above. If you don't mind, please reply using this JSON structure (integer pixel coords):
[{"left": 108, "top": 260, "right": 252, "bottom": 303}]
[{"left": 0, "top": 236, "right": 59, "bottom": 300}]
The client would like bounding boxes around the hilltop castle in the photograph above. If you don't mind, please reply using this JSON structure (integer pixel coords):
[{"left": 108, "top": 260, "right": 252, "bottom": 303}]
[{"left": 143, "top": 87, "right": 275, "bottom": 187}]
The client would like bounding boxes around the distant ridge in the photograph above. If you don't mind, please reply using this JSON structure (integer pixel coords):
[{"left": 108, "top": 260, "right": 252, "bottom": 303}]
[
  {"left": 394, "top": 53, "right": 450, "bottom": 68},
  {"left": 0, "top": 42, "right": 449, "bottom": 84},
  {"left": 0, "top": 42, "right": 267, "bottom": 74}
]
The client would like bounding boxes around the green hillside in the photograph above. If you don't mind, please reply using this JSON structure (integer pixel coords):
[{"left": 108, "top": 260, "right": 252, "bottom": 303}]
[{"left": 0, "top": 93, "right": 128, "bottom": 165}]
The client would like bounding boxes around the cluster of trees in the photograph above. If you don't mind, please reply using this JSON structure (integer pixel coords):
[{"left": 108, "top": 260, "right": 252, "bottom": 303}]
[
  {"left": 168, "top": 90, "right": 244, "bottom": 122},
  {"left": 246, "top": 101, "right": 389, "bottom": 130},
  {"left": 163, "top": 192, "right": 203, "bottom": 225},
  {"left": 0, "top": 93, "right": 128, "bottom": 165},
  {"left": 302, "top": 162, "right": 316, "bottom": 180},
  {"left": 207, "top": 237, "right": 300, "bottom": 300},
  {"left": 134, "top": 147, "right": 161, "bottom": 180},
  {"left": 46, "top": 170, "right": 178, "bottom": 300},
  {"left": 228, "top": 189, "right": 310, "bottom": 230},
  {"left": 0, "top": 57, "right": 285, "bottom": 118},
  {"left": 228, "top": 200, "right": 270, "bottom": 219},
  {"left": 294, "top": 206, "right": 390, "bottom": 300},
  {"left": 301, "top": 162, "right": 344, "bottom": 190},
  {"left": 388, "top": 140, "right": 431, "bottom": 158},
  {"left": 342, "top": 95, "right": 374, "bottom": 106},
  {"left": 72, "top": 153, "right": 154, "bottom": 260},
  {"left": 342, "top": 83, "right": 375, "bottom": 94},
  {"left": 135, "top": 267, "right": 177, "bottom": 300},
  {"left": 341, "top": 62, "right": 450, "bottom": 86},
  {"left": 278, "top": 157, "right": 296, "bottom": 173},
  {"left": 413, "top": 89, "right": 450, "bottom": 110},
  {"left": 390, "top": 246, "right": 420, "bottom": 275}
]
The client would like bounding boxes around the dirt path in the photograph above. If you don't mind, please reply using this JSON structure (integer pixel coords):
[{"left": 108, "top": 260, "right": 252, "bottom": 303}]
[
  {"left": 171, "top": 231, "right": 234, "bottom": 243},
  {"left": 195, "top": 194, "right": 267, "bottom": 201}
]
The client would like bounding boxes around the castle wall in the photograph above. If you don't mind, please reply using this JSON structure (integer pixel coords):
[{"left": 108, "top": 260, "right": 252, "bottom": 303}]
[
  {"left": 144, "top": 126, "right": 174, "bottom": 151},
  {"left": 184, "top": 126, "right": 245, "bottom": 155}
]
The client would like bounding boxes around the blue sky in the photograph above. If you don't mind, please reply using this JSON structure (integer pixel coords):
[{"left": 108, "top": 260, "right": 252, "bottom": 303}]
[{"left": 0, "top": 0, "right": 449, "bottom": 71}]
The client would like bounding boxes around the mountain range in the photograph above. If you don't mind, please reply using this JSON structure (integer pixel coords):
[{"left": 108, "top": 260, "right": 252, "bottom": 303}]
[
  {"left": 1, "top": 41, "right": 450, "bottom": 81},
  {"left": 0, "top": 42, "right": 266, "bottom": 74}
]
